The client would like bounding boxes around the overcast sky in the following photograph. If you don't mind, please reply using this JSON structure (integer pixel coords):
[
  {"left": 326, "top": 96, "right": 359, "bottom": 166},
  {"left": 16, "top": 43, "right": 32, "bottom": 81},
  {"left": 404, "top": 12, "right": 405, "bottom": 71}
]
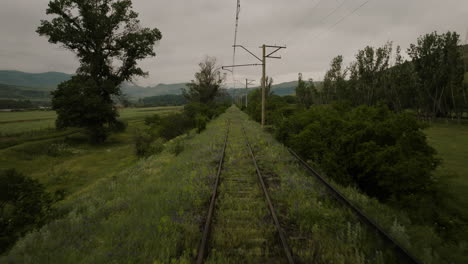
[{"left": 1, "top": 0, "right": 467, "bottom": 87}]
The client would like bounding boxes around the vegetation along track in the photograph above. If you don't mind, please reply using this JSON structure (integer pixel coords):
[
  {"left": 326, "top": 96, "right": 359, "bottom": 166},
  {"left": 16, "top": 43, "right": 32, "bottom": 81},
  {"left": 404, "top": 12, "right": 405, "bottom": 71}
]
[{"left": 196, "top": 118, "right": 294, "bottom": 264}]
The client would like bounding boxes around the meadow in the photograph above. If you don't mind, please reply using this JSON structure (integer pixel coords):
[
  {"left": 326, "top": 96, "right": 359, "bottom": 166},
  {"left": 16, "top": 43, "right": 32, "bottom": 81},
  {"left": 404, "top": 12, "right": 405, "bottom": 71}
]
[
  {"left": 425, "top": 122, "right": 468, "bottom": 219},
  {"left": 0, "top": 106, "right": 182, "bottom": 135},
  {"left": 0, "top": 106, "right": 182, "bottom": 207},
  {"left": 2, "top": 107, "right": 466, "bottom": 263}
]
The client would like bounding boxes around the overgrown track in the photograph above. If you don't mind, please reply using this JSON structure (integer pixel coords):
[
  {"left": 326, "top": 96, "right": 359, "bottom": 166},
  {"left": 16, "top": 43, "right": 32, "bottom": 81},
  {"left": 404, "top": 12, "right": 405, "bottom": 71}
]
[
  {"left": 196, "top": 120, "right": 230, "bottom": 264},
  {"left": 196, "top": 120, "right": 294, "bottom": 264},
  {"left": 288, "top": 149, "right": 422, "bottom": 264}
]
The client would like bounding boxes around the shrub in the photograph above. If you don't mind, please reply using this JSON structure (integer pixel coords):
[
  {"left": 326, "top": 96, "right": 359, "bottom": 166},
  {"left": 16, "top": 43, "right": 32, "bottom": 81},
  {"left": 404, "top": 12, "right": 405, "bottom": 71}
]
[
  {"left": 0, "top": 169, "right": 54, "bottom": 253},
  {"left": 276, "top": 104, "right": 439, "bottom": 205},
  {"left": 134, "top": 129, "right": 154, "bottom": 157},
  {"left": 144, "top": 114, "right": 161, "bottom": 126},
  {"left": 157, "top": 113, "right": 193, "bottom": 140},
  {"left": 150, "top": 138, "right": 166, "bottom": 155},
  {"left": 195, "top": 114, "right": 208, "bottom": 133}
]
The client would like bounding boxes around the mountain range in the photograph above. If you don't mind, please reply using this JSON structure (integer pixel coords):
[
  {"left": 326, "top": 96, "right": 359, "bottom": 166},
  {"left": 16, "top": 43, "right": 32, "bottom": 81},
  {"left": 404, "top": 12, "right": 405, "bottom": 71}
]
[{"left": 0, "top": 71, "right": 299, "bottom": 101}]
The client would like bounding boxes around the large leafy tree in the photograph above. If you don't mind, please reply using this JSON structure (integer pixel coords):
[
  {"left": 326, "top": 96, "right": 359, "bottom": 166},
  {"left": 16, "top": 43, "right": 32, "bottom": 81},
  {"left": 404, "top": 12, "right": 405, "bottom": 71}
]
[
  {"left": 37, "top": 0, "right": 162, "bottom": 142},
  {"left": 322, "top": 55, "right": 346, "bottom": 103},
  {"left": 408, "top": 31, "right": 465, "bottom": 120},
  {"left": 348, "top": 42, "right": 392, "bottom": 106},
  {"left": 183, "top": 57, "right": 225, "bottom": 104}
]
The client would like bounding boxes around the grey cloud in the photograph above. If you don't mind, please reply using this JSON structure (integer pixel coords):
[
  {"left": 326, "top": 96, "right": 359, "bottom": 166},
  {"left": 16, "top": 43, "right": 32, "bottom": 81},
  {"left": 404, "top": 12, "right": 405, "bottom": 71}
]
[{"left": 1, "top": 0, "right": 467, "bottom": 86}]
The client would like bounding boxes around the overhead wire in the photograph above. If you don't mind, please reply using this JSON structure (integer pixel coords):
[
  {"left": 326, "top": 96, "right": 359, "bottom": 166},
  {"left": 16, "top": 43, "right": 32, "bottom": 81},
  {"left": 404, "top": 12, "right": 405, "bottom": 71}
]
[
  {"left": 232, "top": 0, "right": 241, "bottom": 88},
  {"left": 311, "top": 0, "right": 373, "bottom": 40},
  {"left": 284, "top": 0, "right": 346, "bottom": 43}
]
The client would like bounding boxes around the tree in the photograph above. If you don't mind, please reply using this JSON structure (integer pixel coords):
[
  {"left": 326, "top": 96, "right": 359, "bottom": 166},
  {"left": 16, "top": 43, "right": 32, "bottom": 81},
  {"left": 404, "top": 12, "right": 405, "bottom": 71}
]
[
  {"left": 37, "top": 0, "right": 162, "bottom": 142},
  {"left": 408, "top": 31, "right": 465, "bottom": 120},
  {"left": 183, "top": 57, "right": 225, "bottom": 104},
  {"left": 322, "top": 56, "right": 347, "bottom": 103},
  {"left": 386, "top": 46, "right": 419, "bottom": 112},
  {"left": 295, "top": 73, "right": 315, "bottom": 108},
  {"left": 348, "top": 42, "right": 392, "bottom": 106}
]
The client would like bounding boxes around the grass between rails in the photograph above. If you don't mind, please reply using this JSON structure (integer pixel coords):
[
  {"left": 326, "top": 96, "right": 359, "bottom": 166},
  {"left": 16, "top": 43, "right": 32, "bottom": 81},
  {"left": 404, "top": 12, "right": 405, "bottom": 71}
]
[
  {"left": 206, "top": 118, "right": 285, "bottom": 263},
  {"left": 1, "top": 109, "right": 227, "bottom": 263}
]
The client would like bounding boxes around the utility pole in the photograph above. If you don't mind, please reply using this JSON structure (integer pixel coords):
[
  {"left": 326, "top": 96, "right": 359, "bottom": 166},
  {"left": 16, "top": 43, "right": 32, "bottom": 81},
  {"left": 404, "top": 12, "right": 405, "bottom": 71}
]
[
  {"left": 262, "top": 45, "right": 266, "bottom": 127},
  {"left": 222, "top": 44, "right": 286, "bottom": 128}
]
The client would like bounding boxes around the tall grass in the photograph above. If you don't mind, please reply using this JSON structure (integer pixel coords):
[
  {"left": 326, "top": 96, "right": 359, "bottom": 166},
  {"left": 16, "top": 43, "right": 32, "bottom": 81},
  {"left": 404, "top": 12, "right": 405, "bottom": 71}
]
[{"left": 2, "top": 113, "right": 227, "bottom": 263}]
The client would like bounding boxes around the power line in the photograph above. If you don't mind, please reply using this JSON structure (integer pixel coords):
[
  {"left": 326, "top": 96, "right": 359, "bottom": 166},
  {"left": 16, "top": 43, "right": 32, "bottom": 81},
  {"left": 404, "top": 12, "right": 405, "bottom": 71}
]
[
  {"left": 316, "top": 0, "right": 348, "bottom": 27},
  {"left": 232, "top": 0, "right": 241, "bottom": 88},
  {"left": 284, "top": 0, "right": 346, "bottom": 43},
  {"left": 312, "top": 0, "right": 372, "bottom": 40}
]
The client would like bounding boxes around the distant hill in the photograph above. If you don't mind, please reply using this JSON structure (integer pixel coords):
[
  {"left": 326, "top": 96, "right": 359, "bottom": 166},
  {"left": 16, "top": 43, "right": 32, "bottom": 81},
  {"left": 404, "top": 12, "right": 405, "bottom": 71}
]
[
  {"left": 122, "top": 83, "right": 187, "bottom": 98},
  {"left": 0, "top": 70, "right": 306, "bottom": 100},
  {"left": 227, "top": 81, "right": 298, "bottom": 97},
  {"left": 0, "top": 70, "right": 188, "bottom": 99},
  {"left": 0, "top": 83, "right": 51, "bottom": 100},
  {"left": 0, "top": 70, "right": 72, "bottom": 88}
]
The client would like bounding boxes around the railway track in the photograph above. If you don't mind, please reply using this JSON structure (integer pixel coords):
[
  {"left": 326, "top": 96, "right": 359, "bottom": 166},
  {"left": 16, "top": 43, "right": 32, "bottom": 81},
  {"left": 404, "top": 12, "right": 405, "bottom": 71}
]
[
  {"left": 196, "top": 108, "right": 422, "bottom": 264},
  {"left": 196, "top": 120, "right": 294, "bottom": 264}
]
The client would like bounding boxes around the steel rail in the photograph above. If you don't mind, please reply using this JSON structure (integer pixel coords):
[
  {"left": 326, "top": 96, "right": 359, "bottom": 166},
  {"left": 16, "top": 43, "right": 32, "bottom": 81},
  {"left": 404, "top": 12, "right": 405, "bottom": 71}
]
[
  {"left": 288, "top": 148, "right": 422, "bottom": 264},
  {"left": 195, "top": 120, "right": 230, "bottom": 264},
  {"left": 242, "top": 125, "right": 295, "bottom": 264}
]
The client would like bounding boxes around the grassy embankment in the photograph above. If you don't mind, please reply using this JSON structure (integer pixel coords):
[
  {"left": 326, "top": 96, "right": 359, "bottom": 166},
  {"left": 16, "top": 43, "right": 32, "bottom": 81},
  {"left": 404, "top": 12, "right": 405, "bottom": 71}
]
[
  {"left": 2, "top": 107, "right": 467, "bottom": 263},
  {"left": 0, "top": 107, "right": 182, "bottom": 206},
  {"left": 2, "top": 107, "right": 227, "bottom": 263}
]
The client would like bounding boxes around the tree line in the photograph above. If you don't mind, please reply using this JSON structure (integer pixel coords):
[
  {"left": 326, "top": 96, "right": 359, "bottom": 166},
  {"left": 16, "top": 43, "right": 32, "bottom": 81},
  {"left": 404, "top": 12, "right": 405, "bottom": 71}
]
[
  {"left": 297, "top": 31, "right": 467, "bottom": 121},
  {"left": 241, "top": 30, "right": 468, "bottom": 262}
]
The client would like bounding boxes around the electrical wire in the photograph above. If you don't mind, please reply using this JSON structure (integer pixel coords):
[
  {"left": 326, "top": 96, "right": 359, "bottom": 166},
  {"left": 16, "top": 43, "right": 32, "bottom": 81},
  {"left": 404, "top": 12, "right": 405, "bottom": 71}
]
[
  {"left": 284, "top": 0, "right": 345, "bottom": 43},
  {"left": 232, "top": 0, "right": 241, "bottom": 88},
  {"left": 314, "top": 0, "right": 372, "bottom": 39}
]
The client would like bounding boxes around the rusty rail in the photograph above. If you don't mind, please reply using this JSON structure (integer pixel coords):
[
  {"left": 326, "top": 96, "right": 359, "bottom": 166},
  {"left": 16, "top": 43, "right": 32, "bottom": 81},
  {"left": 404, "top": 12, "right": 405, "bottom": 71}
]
[
  {"left": 195, "top": 120, "right": 230, "bottom": 264},
  {"left": 242, "top": 125, "right": 295, "bottom": 264}
]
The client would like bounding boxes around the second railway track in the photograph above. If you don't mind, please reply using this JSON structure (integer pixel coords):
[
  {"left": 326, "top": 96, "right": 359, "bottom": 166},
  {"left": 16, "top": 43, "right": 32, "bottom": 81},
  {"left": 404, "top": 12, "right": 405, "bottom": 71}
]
[
  {"left": 196, "top": 107, "right": 421, "bottom": 264},
  {"left": 196, "top": 120, "right": 294, "bottom": 264}
]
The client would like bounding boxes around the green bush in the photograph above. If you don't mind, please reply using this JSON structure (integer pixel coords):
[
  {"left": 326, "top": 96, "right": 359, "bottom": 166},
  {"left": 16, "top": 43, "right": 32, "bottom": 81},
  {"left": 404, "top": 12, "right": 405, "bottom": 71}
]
[
  {"left": 150, "top": 138, "right": 165, "bottom": 155},
  {"left": 195, "top": 114, "right": 208, "bottom": 133},
  {"left": 157, "top": 113, "right": 193, "bottom": 140},
  {"left": 277, "top": 104, "right": 439, "bottom": 204},
  {"left": 0, "top": 169, "right": 54, "bottom": 253},
  {"left": 133, "top": 129, "right": 154, "bottom": 157},
  {"left": 144, "top": 114, "right": 161, "bottom": 126}
]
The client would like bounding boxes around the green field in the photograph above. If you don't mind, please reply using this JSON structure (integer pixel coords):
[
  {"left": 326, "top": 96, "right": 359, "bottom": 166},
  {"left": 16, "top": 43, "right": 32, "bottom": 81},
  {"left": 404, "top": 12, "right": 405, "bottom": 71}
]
[
  {"left": 425, "top": 122, "right": 468, "bottom": 218},
  {"left": 0, "top": 107, "right": 182, "bottom": 135},
  {"left": 0, "top": 106, "right": 181, "bottom": 207},
  {"left": 2, "top": 107, "right": 466, "bottom": 263}
]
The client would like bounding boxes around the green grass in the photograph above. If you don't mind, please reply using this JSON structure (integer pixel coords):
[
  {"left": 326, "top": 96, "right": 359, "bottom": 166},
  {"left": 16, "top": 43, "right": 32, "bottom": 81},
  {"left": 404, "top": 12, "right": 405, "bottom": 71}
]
[
  {"left": 0, "top": 110, "right": 56, "bottom": 122},
  {"left": 0, "top": 106, "right": 181, "bottom": 206},
  {"left": 425, "top": 122, "right": 468, "bottom": 217},
  {"left": 2, "top": 107, "right": 466, "bottom": 263},
  {"left": 0, "top": 106, "right": 183, "bottom": 135},
  {"left": 1, "top": 108, "right": 227, "bottom": 263}
]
